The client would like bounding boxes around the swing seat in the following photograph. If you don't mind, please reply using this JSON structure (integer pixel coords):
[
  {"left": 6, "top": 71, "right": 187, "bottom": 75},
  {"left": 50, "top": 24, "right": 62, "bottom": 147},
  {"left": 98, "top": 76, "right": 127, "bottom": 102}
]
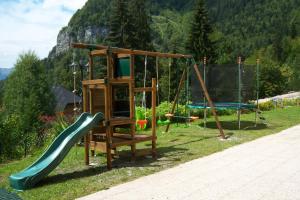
[
  {"left": 157, "top": 119, "right": 170, "bottom": 126},
  {"left": 165, "top": 113, "right": 174, "bottom": 118},
  {"left": 136, "top": 119, "right": 147, "bottom": 130},
  {"left": 190, "top": 116, "right": 199, "bottom": 121}
]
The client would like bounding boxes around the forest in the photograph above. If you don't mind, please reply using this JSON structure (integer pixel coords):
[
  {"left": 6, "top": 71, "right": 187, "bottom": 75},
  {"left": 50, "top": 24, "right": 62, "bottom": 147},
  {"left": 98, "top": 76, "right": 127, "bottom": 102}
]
[{"left": 46, "top": 0, "right": 300, "bottom": 97}]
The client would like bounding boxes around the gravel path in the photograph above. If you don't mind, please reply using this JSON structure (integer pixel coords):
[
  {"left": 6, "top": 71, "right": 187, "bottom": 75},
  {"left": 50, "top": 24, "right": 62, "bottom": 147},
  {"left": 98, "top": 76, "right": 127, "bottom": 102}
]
[{"left": 78, "top": 125, "right": 300, "bottom": 200}]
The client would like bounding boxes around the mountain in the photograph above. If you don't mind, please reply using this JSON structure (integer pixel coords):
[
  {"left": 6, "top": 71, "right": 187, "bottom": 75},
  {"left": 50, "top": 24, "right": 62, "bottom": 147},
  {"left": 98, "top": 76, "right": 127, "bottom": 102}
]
[
  {"left": 0, "top": 68, "right": 12, "bottom": 80},
  {"left": 44, "top": 0, "right": 300, "bottom": 96},
  {"left": 48, "top": 0, "right": 299, "bottom": 58}
]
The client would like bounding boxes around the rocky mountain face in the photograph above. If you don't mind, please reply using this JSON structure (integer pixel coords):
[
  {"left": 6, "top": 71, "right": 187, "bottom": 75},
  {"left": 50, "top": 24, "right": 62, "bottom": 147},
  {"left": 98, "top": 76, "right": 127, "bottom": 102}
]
[
  {"left": 48, "top": 0, "right": 185, "bottom": 58},
  {"left": 53, "top": 26, "right": 109, "bottom": 57},
  {"left": 49, "top": 0, "right": 112, "bottom": 58}
]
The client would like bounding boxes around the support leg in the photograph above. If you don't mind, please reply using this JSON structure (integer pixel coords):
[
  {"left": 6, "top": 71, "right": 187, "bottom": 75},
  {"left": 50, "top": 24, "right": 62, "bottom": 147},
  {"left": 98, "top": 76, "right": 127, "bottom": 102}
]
[
  {"left": 204, "top": 108, "right": 207, "bottom": 128},
  {"left": 238, "top": 109, "right": 241, "bottom": 130},
  {"left": 84, "top": 134, "right": 89, "bottom": 165},
  {"left": 130, "top": 144, "right": 136, "bottom": 161}
]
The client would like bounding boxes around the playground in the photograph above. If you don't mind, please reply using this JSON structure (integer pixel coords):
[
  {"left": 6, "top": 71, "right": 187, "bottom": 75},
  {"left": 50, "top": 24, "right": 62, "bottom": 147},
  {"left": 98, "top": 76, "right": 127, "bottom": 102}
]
[
  {"left": 2, "top": 43, "right": 300, "bottom": 199},
  {"left": 1, "top": 105, "right": 300, "bottom": 199},
  {"left": 7, "top": 43, "right": 264, "bottom": 190}
]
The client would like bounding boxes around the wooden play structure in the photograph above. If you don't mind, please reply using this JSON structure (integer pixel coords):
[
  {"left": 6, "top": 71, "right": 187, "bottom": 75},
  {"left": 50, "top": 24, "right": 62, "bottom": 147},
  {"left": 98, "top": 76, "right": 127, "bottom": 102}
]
[{"left": 72, "top": 43, "right": 225, "bottom": 169}]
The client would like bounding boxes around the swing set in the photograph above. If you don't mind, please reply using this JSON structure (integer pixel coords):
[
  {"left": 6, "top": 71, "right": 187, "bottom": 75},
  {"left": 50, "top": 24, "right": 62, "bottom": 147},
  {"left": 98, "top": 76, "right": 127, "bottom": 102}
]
[{"left": 72, "top": 43, "right": 225, "bottom": 169}]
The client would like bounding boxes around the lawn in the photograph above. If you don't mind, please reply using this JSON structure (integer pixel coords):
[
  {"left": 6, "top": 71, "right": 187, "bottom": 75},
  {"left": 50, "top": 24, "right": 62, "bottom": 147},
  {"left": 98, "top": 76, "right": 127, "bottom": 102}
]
[{"left": 1, "top": 106, "right": 300, "bottom": 200}]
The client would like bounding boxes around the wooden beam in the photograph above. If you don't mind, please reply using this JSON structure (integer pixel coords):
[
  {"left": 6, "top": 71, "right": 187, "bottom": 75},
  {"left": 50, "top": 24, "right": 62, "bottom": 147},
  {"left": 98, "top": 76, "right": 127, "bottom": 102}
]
[
  {"left": 72, "top": 43, "right": 192, "bottom": 59},
  {"left": 82, "top": 79, "right": 105, "bottom": 85},
  {"left": 91, "top": 49, "right": 107, "bottom": 56},
  {"left": 193, "top": 64, "right": 226, "bottom": 139},
  {"left": 134, "top": 87, "right": 153, "bottom": 93},
  {"left": 165, "top": 69, "right": 186, "bottom": 132}
]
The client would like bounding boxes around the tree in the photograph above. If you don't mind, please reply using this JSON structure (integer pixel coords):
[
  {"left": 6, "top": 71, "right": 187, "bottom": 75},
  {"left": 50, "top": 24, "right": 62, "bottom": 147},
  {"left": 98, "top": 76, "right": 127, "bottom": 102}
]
[
  {"left": 129, "top": 0, "right": 153, "bottom": 51},
  {"left": 186, "top": 0, "right": 215, "bottom": 62},
  {"left": 3, "top": 52, "right": 55, "bottom": 156},
  {"left": 107, "top": 0, "right": 135, "bottom": 48}
]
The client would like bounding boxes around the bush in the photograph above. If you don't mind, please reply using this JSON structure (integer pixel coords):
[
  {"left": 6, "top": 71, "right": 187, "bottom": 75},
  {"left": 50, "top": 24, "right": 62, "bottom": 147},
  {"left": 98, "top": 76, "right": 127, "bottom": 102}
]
[
  {"left": 0, "top": 114, "right": 35, "bottom": 162},
  {"left": 282, "top": 98, "right": 300, "bottom": 106},
  {"left": 258, "top": 101, "right": 275, "bottom": 111}
]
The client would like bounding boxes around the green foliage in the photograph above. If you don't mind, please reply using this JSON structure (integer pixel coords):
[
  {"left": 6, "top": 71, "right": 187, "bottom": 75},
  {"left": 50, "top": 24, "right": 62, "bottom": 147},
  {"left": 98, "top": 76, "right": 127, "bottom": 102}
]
[
  {"left": 46, "top": 0, "right": 300, "bottom": 99},
  {"left": 107, "top": 0, "right": 135, "bottom": 48},
  {"left": 259, "top": 65, "right": 288, "bottom": 97},
  {"left": 0, "top": 114, "right": 36, "bottom": 162},
  {"left": 0, "top": 80, "right": 4, "bottom": 106},
  {"left": 3, "top": 52, "right": 55, "bottom": 157},
  {"left": 258, "top": 101, "right": 275, "bottom": 111},
  {"left": 68, "top": 0, "right": 111, "bottom": 35},
  {"left": 129, "top": 0, "right": 153, "bottom": 50},
  {"left": 48, "top": 115, "right": 69, "bottom": 138}
]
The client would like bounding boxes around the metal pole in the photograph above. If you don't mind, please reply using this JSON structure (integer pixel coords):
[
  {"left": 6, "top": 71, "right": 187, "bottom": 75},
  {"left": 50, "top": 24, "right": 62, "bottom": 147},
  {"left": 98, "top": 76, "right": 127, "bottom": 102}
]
[
  {"left": 238, "top": 57, "right": 242, "bottom": 130},
  {"left": 186, "top": 59, "right": 190, "bottom": 126},
  {"left": 255, "top": 59, "right": 260, "bottom": 126},
  {"left": 203, "top": 57, "right": 207, "bottom": 128}
]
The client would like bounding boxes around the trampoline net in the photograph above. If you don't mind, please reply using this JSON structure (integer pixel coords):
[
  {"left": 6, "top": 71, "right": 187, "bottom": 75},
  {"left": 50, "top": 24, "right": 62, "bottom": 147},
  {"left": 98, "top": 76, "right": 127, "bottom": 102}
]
[{"left": 191, "top": 64, "right": 257, "bottom": 104}]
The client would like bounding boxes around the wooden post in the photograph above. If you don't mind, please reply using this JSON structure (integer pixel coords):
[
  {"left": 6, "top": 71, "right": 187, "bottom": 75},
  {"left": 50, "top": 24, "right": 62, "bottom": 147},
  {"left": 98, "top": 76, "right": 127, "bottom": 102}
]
[
  {"left": 83, "top": 85, "right": 89, "bottom": 165},
  {"left": 193, "top": 64, "right": 226, "bottom": 139},
  {"left": 88, "top": 52, "right": 93, "bottom": 80},
  {"left": 106, "top": 53, "right": 113, "bottom": 170},
  {"left": 152, "top": 78, "right": 157, "bottom": 158},
  {"left": 129, "top": 55, "right": 136, "bottom": 160},
  {"left": 165, "top": 69, "right": 186, "bottom": 132}
]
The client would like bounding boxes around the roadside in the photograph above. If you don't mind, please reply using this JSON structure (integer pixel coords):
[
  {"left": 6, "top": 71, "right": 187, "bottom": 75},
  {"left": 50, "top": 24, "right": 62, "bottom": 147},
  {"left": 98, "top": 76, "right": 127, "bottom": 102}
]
[{"left": 79, "top": 125, "right": 300, "bottom": 200}]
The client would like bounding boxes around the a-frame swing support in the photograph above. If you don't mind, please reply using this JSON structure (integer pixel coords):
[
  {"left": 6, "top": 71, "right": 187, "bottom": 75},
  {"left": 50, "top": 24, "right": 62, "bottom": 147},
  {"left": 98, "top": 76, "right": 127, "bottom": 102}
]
[{"left": 165, "top": 63, "right": 225, "bottom": 140}]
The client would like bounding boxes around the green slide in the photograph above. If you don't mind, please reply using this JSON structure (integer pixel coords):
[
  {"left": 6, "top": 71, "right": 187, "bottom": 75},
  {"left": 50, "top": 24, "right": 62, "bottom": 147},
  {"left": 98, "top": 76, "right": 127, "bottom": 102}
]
[{"left": 9, "top": 112, "right": 104, "bottom": 190}]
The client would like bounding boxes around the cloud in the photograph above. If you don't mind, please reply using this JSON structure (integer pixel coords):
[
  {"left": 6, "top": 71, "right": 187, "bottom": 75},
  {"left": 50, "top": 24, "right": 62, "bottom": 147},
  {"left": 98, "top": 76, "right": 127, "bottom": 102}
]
[{"left": 0, "top": 0, "right": 87, "bottom": 68}]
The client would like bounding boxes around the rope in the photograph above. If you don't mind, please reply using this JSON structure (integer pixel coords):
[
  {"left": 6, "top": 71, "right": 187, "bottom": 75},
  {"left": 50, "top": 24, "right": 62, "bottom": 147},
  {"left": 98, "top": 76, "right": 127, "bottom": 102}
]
[
  {"left": 156, "top": 57, "right": 160, "bottom": 106},
  {"left": 142, "top": 55, "right": 148, "bottom": 118},
  {"left": 168, "top": 58, "right": 172, "bottom": 111},
  {"left": 71, "top": 51, "right": 78, "bottom": 115}
]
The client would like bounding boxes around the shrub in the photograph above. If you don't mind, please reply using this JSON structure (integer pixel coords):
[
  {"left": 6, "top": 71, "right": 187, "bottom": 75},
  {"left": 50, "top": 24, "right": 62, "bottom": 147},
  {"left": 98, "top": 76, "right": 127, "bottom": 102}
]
[
  {"left": 0, "top": 114, "right": 34, "bottom": 162},
  {"left": 258, "top": 101, "right": 275, "bottom": 111}
]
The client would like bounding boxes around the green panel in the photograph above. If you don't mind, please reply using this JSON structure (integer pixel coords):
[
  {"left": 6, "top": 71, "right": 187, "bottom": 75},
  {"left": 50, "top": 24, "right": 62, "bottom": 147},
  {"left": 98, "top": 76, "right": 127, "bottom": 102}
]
[
  {"left": 9, "top": 112, "right": 104, "bottom": 190},
  {"left": 116, "top": 57, "right": 130, "bottom": 77}
]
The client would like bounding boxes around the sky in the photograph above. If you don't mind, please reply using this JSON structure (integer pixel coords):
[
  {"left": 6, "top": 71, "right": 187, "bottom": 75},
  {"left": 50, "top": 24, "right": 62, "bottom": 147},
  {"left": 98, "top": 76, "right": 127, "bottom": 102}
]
[{"left": 0, "top": 0, "right": 88, "bottom": 68}]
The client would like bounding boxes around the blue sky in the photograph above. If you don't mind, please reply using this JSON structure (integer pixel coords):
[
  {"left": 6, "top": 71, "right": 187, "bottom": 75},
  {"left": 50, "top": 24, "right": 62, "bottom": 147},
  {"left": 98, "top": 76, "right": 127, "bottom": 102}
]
[{"left": 0, "top": 0, "right": 88, "bottom": 68}]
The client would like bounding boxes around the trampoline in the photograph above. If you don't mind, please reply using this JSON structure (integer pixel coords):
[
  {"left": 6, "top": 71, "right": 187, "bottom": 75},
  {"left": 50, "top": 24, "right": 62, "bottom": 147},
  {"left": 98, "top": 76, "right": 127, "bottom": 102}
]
[
  {"left": 189, "top": 57, "right": 260, "bottom": 129},
  {"left": 187, "top": 102, "right": 256, "bottom": 110}
]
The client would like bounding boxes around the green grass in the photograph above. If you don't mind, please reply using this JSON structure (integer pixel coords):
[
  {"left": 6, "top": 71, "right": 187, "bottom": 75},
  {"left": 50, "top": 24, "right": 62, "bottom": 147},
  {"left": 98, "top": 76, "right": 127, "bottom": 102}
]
[{"left": 1, "top": 106, "right": 300, "bottom": 199}]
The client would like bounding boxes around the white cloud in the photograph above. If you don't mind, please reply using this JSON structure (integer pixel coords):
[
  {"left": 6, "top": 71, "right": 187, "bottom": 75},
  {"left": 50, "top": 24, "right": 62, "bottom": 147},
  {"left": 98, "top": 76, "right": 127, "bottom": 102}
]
[{"left": 0, "top": 0, "right": 88, "bottom": 68}]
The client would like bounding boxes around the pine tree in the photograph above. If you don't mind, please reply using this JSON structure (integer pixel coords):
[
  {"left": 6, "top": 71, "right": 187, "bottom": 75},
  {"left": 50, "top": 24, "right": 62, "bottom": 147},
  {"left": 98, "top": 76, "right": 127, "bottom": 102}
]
[
  {"left": 186, "top": 0, "right": 215, "bottom": 62},
  {"left": 129, "top": 0, "right": 153, "bottom": 51},
  {"left": 107, "top": 0, "right": 135, "bottom": 48}
]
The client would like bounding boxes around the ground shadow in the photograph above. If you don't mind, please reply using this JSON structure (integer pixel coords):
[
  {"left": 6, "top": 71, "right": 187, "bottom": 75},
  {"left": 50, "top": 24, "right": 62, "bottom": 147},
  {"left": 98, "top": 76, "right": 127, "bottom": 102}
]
[
  {"left": 199, "top": 120, "right": 267, "bottom": 130},
  {"left": 34, "top": 144, "right": 189, "bottom": 188},
  {"left": 35, "top": 131, "right": 221, "bottom": 188}
]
